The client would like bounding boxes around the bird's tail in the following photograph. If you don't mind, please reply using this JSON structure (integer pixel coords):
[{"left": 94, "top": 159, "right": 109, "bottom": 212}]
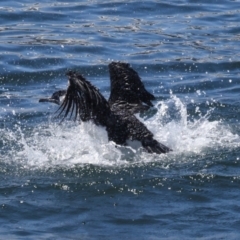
[{"left": 142, "top": 138, "right": 172, "bottom": 154}]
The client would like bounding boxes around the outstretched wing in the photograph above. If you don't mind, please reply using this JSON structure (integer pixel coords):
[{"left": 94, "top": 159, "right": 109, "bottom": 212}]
[
  {"left": 56, "top": 71, "right": 110, "bottom": 125},
  {"left": 108, "top": 62, "right": 155, "bottom": 112}
]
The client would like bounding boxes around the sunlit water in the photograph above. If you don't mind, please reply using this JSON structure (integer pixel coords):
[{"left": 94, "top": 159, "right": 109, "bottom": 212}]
[
  {"left": 2, "top": 95, "right": 239, "bottom": 168},
  {"left": 1, "top": 1, "right": 240, "bottom": 239}
]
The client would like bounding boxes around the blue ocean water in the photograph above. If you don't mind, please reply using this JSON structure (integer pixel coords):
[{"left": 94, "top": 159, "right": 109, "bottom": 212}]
[{"left": 1, "top": 0, "right": 240, "bottom": 239}]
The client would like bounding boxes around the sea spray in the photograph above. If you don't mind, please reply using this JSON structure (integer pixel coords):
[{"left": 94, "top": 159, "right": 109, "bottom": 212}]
[
  {"left": 1, "top": 95, "right": 240, "bottom": 169},
  {"left": 147, "top": 94, "right": 240, "bottom": 154}
]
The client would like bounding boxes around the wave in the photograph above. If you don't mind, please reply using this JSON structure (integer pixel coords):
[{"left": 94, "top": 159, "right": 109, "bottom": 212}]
[{"left": 1, "top": 94, "right": 239, "bottom": 170}]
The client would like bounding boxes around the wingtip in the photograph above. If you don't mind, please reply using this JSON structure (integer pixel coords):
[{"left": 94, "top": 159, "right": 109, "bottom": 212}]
[
  {"left": 109, "top": 61, "right": 130, "bottom": 69},
  {"left": 66, "top": 70, "right": 76, "bottom": 77}
]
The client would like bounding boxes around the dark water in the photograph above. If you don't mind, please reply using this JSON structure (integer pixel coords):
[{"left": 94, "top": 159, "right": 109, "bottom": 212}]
[{"left": 1, "top": 1, "right": 240, "bottom": 239}]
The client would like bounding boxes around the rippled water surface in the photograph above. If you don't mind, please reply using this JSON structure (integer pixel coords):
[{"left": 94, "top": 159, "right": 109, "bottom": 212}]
[{"left": 1, "top": 1, "right": 240, "bottom": 239}]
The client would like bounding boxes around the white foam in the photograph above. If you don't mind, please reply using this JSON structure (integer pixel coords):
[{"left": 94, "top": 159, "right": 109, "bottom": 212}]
[
  {"left": 147, "top": 94, "right": 240, "bottom": 154},
  {"left": 1, "top": 94, "right": 240, "bottom": 169}
]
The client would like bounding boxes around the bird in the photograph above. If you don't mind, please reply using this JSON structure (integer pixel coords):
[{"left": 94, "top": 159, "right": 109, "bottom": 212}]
[{"left": 39, "top": 62, "right": 172, "bottom": 154}]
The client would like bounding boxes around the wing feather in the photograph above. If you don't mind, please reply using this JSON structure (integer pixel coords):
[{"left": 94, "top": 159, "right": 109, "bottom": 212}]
[
  {"left": 56, "top": 71, "right": 110, "bottom": 126},
  {"left": 108, "top": 62, "right": 155, "bottom": 113}
]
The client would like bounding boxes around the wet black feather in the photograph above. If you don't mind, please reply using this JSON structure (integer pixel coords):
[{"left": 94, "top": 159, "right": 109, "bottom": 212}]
[{"left": 43, "top": 62, "right": 172, "bottom": 154}]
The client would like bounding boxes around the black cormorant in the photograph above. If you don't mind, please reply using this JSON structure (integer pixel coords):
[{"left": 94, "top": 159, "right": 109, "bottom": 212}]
[{"left": 39, "top": 62, "right": 172, "bottom": 154}]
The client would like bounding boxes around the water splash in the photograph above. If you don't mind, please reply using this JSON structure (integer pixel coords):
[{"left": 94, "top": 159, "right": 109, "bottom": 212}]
[
  {"left": 147, "top": 94, "right": 240, "bottom": 153},
  {"left": 1, "top": 95, "right": 239, "bottom": 169}
]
